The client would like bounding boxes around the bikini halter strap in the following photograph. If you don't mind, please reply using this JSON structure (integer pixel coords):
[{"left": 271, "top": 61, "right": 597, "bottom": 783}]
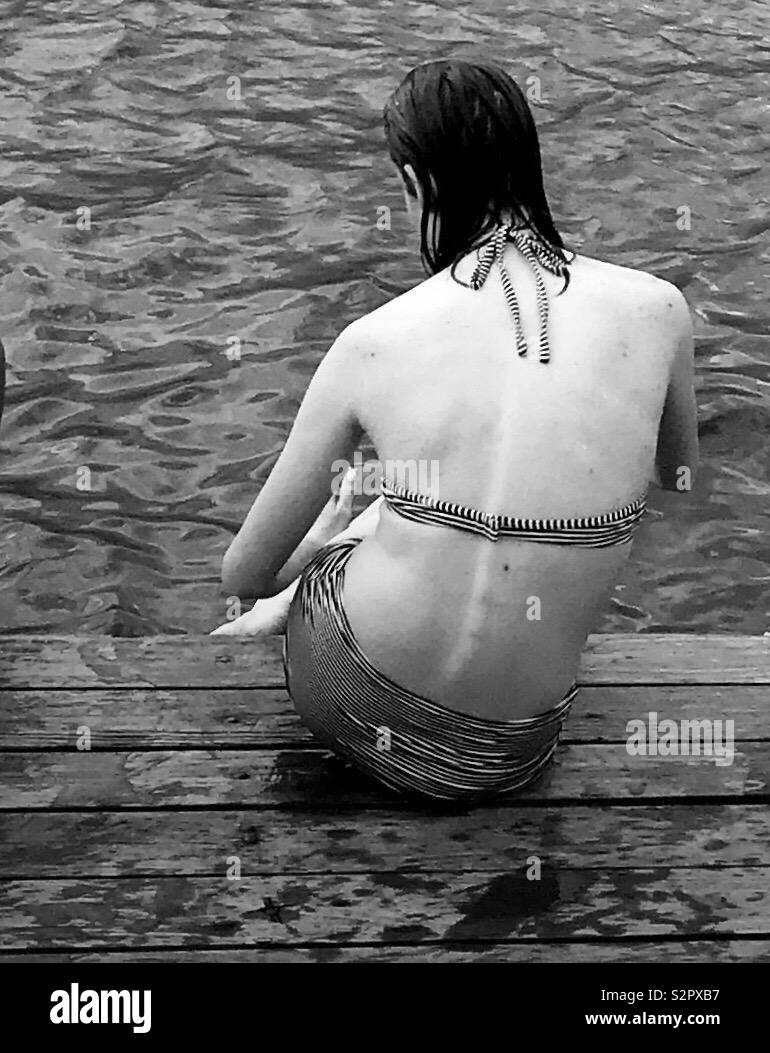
[{"left": 469, "top": 223, "right": 570, "bottom": 364}]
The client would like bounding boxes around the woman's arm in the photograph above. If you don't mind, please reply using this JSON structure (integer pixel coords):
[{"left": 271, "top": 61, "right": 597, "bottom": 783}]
[
  {"left": 221, "top": 322, "right": 365, "bottom": 598},
  {"left": 653, "top": 290, "right": 699, "bottom": 491}
]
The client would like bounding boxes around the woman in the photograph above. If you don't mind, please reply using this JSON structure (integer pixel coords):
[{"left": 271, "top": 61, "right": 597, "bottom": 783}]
[{"left": 213, "top": 59, "right": 698, "bottom": 802}]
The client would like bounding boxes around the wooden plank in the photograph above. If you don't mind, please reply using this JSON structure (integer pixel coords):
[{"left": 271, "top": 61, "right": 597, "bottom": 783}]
[
  {"left": 1, "top": 868, "right": 768, "bottom": 949},
  {"left": 1, "top": 805, "right": 766, "bottom": 877},
  {"left": 1, "top": 685, "right": 766, "bottom": 749},
  {"left": 580, "top": 634, "right": 770, "bottom": 684},
  {"left": 1, "top": 744, "right": 766, "bottom": 809},
  {"left": 0, "top": 636, "right": 284, "bottom": 688},
  {"left": 0, "top": 688, "right": 300, "bottom": 750},
  {"left": 1, "top": 634, "right": 767, "bottom": 689},
  {"left": 2, "top": 941, "right": 769, "bottom": 963}
]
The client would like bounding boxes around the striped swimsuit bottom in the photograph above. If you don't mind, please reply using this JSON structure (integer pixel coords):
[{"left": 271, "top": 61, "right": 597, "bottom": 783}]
[{"left": 283, "top": 480, "right": 647, "bottom": 803}]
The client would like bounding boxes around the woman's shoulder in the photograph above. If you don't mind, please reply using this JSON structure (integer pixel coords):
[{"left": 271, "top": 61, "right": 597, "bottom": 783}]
[
  {"left": 332, "top": 253, "right": 690, "bottom": 366},
  {"left": 573, "top": 252, "right": 688, "bottom": 306},
  {"left": 334, "top": 279, "right": 434, "bottom": 352},
  {"left": 571, "top": 256, "right": 693, "bottom": 381}
]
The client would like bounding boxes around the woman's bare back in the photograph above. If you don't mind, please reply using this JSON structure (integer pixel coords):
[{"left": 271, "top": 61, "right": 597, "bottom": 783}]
[{"left": 340, "top": 246, "right": 687, "bottom": 719}]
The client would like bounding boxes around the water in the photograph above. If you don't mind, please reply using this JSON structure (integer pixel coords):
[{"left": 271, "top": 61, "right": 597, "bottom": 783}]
[{"left": 0, "top": 0, "right": 767, "bottom": 635}]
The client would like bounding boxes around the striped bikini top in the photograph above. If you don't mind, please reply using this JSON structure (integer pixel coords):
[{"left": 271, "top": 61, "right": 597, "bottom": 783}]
[{"left": 381, "top": 477, "right": 647, "bottom": 547}]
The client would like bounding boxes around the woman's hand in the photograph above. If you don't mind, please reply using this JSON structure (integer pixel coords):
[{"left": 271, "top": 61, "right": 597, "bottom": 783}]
[
  {"left": 269, "top": 465, "right": 359, "bottom": 590},
  {"left": 306, "top": 465, "right": 359, "bottom": 545}
]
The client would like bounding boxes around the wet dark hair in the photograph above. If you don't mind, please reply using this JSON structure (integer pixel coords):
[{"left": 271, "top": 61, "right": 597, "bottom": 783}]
[{"left": 383, "top": 59, "right": 574, "bottom": 290}]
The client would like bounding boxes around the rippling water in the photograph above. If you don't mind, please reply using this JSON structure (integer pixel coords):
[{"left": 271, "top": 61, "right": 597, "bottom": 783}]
[{"left": 0, "top": 0, "right": 767, "bottom": 635}]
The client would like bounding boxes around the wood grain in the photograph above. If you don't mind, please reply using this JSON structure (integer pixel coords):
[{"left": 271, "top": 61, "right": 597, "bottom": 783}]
[
  {"left": 1, "top": 684, "right": 766, "bottom": 749},
  {"left": 2, "top": 632, "right": 767, "bottom": 963},
  {"left": 2, "top": 868, "right": 768, "bottom": 950},
  {"left": 1, "top": 743, "right": 766, "bottom": 809},
  {"left": 1, "top": 634, "right": 767, "bottom": 688},
  {"left": 3, "top": 941, "right": 768, "bottom": 963},
  {"left": 1, "top": 805, "right": 766, "bottom": 877}
]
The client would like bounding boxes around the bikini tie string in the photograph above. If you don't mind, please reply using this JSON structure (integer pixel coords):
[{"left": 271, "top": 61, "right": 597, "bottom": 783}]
[{"left": 469, "top": 223, "right": 569, "bottom": 364}]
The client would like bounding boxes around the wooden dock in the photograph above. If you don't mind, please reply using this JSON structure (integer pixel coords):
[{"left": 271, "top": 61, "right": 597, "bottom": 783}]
[{"left": 0, "top": 633, "right": 768, "bottom": 962}]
